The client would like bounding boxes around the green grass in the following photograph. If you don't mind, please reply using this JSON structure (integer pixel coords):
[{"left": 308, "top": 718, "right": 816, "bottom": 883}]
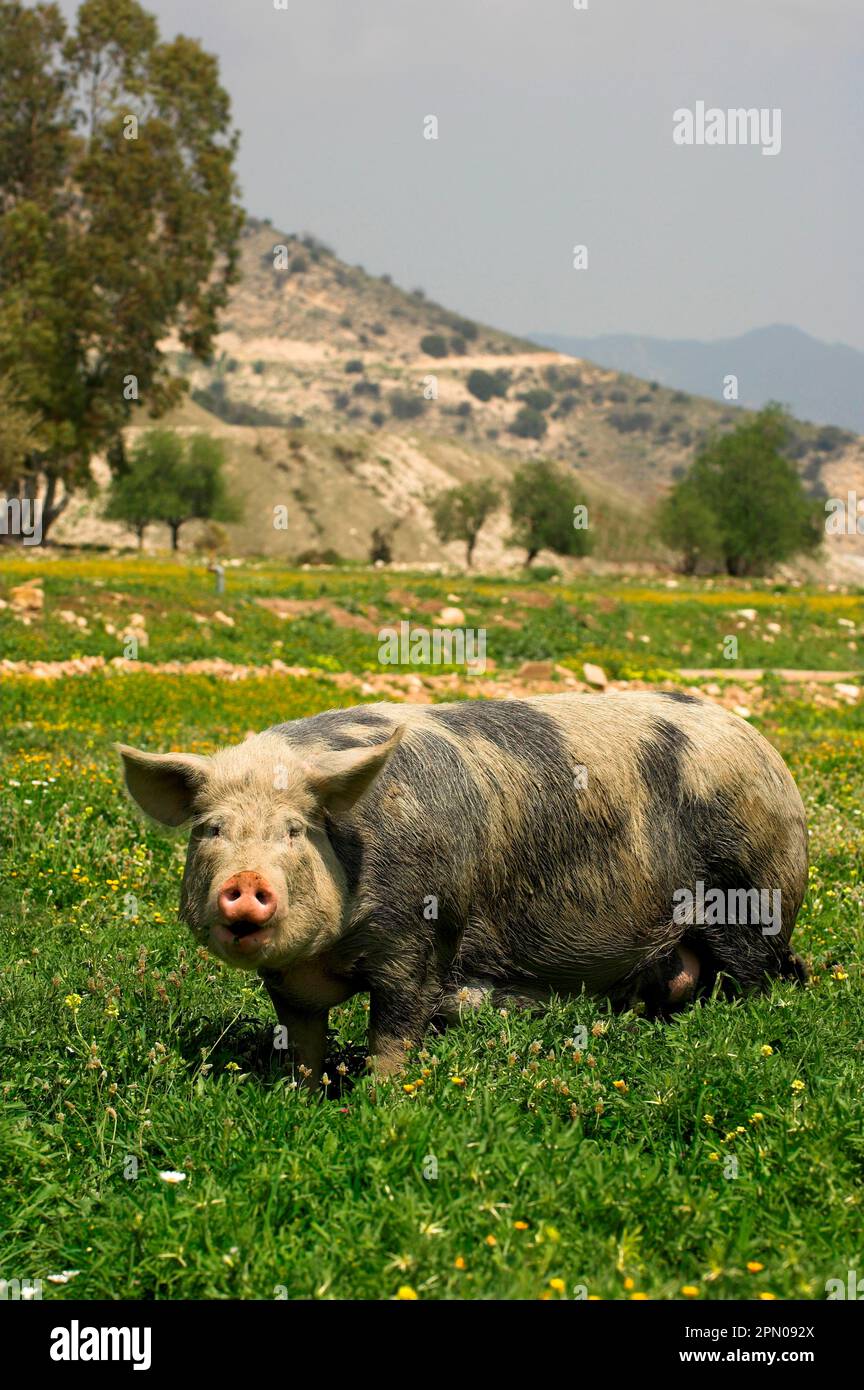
[
  {"left": 0, "top": 562, "right": 862, "bottom": 1300},
  {"left": 1, "top": 556, "right": 862, "bottom": 674}
]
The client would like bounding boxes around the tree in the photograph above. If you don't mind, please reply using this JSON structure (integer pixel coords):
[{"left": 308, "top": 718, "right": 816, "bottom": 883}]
[
  {"left": 430, "top": 480, "right": 499, "bottom": 567},
  {"left": 0, "top": 378, "right": 42, "bottom": 493},
  {"left": 104, "top": 428, "right": 180, "bottom": 547},
  {"left": 658, "top": 405, "right": 822, "bottom": 576},
  {"left": 656, "top": 477, "right": 722, "bottom": 575},
  {"left": 0, "top": 0, "right": 243, "bottom": 542},
  {"left": 105, "top": 429, "right": 240, "bottom": 549},
  {"left": 508, "top": 459, "right": 592, "bottom": 566},
  {"left": 159, "top": 433, "right": 240, "bottom": 550}
]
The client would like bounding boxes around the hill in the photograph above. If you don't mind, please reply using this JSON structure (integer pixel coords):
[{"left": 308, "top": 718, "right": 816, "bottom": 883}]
[{"left": 55, "top": 220, "right": 864, "bottom": 577}]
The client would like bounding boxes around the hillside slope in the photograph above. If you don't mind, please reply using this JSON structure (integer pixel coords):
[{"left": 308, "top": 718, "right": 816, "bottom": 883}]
[{"left": 55, "top": 219, "right": 864, "bottom": 577}]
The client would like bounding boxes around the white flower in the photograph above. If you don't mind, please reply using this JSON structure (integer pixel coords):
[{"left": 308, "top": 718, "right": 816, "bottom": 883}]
[
  {"left": 158, "top": 1170, "right": 187, "bottom": 1184},
  {"left": 47, "top": 1270, "right": 81, "bottom": 1285}
]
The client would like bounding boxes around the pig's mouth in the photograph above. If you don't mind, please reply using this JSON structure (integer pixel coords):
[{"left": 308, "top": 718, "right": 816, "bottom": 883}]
[{"left": 211, "top": 918, "right": 277, "bottom": 961}]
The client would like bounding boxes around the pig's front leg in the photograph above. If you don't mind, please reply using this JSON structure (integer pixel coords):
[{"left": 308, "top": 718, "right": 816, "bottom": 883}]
[
  {"left": 265, "top": 984, "right": 328, "bottom": 1091},
  {"left": 367, "top": 968, "right": 442, "bottom": 1079}
]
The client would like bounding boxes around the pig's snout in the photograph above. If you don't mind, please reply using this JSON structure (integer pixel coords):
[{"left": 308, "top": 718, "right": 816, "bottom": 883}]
[{"left": 217, "top": 872, "right": 277, "bottom": 932}]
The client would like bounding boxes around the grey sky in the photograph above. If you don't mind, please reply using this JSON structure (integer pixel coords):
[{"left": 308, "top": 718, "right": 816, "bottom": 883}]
[{"left": 61, "top": 1, "right": 864, "bottom": 348}]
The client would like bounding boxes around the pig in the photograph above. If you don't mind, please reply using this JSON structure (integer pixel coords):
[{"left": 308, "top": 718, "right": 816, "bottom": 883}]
[{"left": 118, "top": 690, "right": 808, "bottom": 1086}]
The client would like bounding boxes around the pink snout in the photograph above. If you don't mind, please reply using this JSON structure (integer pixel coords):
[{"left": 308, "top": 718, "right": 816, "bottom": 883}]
[{"left": 217, "top": 872, "right": 277, "bottom": 934}]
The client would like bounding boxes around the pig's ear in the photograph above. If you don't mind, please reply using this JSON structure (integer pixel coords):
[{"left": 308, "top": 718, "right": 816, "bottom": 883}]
[
  {"left": 305, "top": 728, "right": 403, "bottom": 815},
  {"left": 117, "top": 744, "right": 211, "bottom": 827}
]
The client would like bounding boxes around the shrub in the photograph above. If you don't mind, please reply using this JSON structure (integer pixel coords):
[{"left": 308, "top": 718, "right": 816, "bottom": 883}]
[
  {"left": 518, "top": 388, "right": 554, "bottom": 412},
  {"left": 296, "top": 547, "right": 343, "bottom": 565},
  {"left": 420, "top": 334, "right": 449, "bottom": 358},
  {"left": 815, "top": 425, "right": 852, "bottom": 453},
  {"left": 444, "top": 316, "right": 478, "bottom": 341},
  {"left": 608, "top": 410, "right": 654, "bottom": 433},
  {"left": 389, "top": 391, "right": 425, "bottom": 420},
  {"left": 300, "top": 234, "right": 334, "bottom": 259},
  {"left": 191, "top": 381, "right": 284, "bottom": 427},
  {"left": 558, "top": 371, "right": 583, "bottom": 391},
  {"left": 467, "top": 368, "right": 510, "bottom": 402},
  {"left": 530, "top": 564, "right": 562, "bottom": 582},
  {"left": 509, "top": 406, "right": 547, "bottom": 440},
  {"left": 369, "top": 526, "right": 393, "bottom": 564}
]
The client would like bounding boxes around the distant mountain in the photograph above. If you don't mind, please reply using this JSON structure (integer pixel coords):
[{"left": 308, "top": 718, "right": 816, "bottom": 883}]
[{"left": 527, "top": 325, "right": 864, "bottom": 433}]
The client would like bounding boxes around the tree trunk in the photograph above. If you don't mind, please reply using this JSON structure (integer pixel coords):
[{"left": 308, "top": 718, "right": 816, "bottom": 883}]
[
  {"left": 0, "top": 467, "right": 68, "bottom": 545},
  {"left": 526, "top": 547, "right": 539, "bottom": 566},
  {"left": 466, "top": 534, "right": 476, "bottom": 567},
  {"left": 170, "top": 521, "right": 181, "bottom": 551},
  {"left": 40, "top": 469, "right": 70, "bottom": 543}
]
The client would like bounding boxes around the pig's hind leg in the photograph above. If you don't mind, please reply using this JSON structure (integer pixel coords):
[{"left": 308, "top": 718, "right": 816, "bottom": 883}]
[
  {"left": 630, "top": 942, "right": 702, "bottom": 1017},
  {"left": 434, "top": 978, "right": 551, "bottom": 1028}
]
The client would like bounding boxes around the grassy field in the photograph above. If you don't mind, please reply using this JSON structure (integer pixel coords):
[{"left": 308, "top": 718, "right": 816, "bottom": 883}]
[
  {"left": 1, "top": 558, "right": 862, "bottom": 1300},
  {"left": 1, "top": 555, "right": 863, "bottom": 674}
]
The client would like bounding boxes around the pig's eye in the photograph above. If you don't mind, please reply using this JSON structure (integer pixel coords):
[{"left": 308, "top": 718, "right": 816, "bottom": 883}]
[
  {"left": 286, "top": 823, "right": 302, "bottom": 840},
  {"left": 208, "top": 824, "right": 221, "bottom": 838}
]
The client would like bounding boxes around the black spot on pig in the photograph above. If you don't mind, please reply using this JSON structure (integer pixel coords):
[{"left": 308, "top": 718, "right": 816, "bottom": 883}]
[
  {"left": 659, "top": 690, "right": 700, "bottom": 704},
  {"left": 433, "top": 697, "right": 568, "bottom": 770},
  {"left": 327, "top": 729, "right": 491, "bottom": 955},
  {"left": 433, "top": 699, "right": 632, "bottom": 980},
  {"left": 325, "top": 816, "right": 365, "bottom": 894},
  {"left": 636, "top": 717, "right": 691, "bottom": 805},
  {"left": 272, "top": 706, "right": 394, "bottom": 751}
]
